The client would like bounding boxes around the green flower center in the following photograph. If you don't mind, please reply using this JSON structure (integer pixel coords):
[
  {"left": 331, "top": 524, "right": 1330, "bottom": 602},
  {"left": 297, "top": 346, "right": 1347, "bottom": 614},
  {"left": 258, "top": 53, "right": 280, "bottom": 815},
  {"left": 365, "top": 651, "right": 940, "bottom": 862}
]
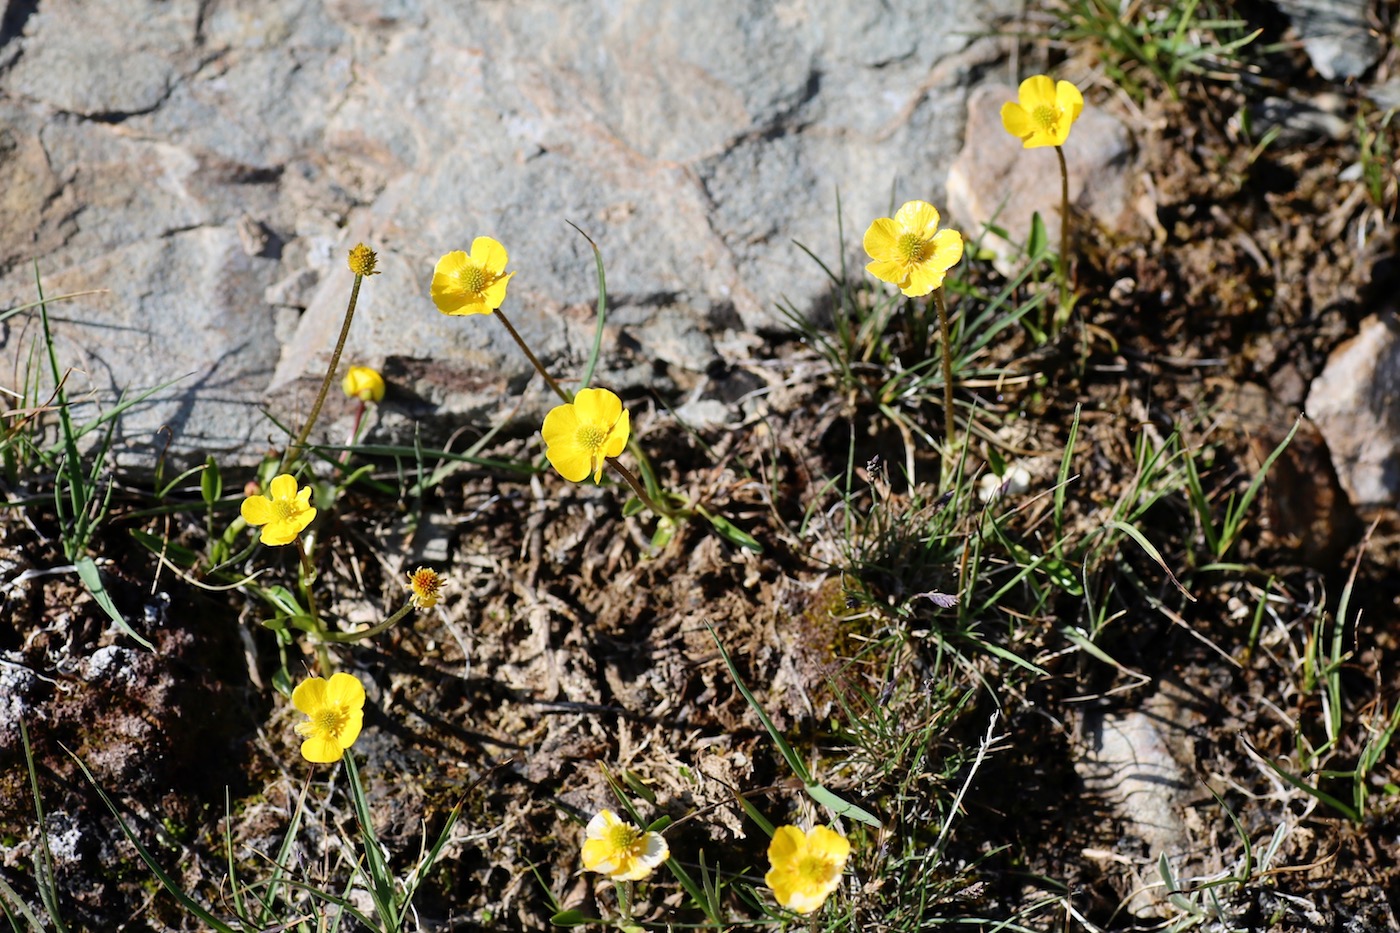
[
  {"left": 576, "top": 425, "right": 606, "bottom": 451},
  {"left": 607, "top": 823, "right": 643, "bottom": 856},
  {"left": 313, "top": 705, "right": 348, "bottom": 738},
  {"left": 797, "top": 854, "right": 837, "bottom": 884},
  {"left": 896, "top": 232, "right": 926, "bottom": 264},
  {"left": 1031, "top": 104, "right": 1059, "bottom": 132},
  {"left": 457, "top": 264, "right": 489, "bottom": 295},
  {"left": 272, "top": 498, "right": 301, "bottom": 520}
]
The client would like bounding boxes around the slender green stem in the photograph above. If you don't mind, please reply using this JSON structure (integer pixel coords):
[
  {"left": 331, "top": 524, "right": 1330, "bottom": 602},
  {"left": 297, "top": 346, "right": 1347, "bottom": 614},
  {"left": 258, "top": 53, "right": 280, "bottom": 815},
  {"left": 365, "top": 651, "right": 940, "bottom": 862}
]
[
  {"left": 607, "top": 458, "right": 672, "bottom": 518},
  {"left": 493, "top": 308, "right": 572, "bottom": 404},
  {"left": 933, "top": 287, "right": 957, "bottom": 477},
  {"left": 1055, "top": 144, "right": 1071, "bottom": 304},
  {"left": 286, "top": 274, "right": 363, "bottom": 468},
  {"left": 319, "top": 601, "right": 415, "bottom": 643}
]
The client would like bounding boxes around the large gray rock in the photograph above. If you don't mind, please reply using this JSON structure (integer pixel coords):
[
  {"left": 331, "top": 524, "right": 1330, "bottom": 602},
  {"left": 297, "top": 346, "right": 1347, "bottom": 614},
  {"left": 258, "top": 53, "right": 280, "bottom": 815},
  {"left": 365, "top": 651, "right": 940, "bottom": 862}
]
[{"left": 0, "top": 0, "right": 1013, "bottom": 469}]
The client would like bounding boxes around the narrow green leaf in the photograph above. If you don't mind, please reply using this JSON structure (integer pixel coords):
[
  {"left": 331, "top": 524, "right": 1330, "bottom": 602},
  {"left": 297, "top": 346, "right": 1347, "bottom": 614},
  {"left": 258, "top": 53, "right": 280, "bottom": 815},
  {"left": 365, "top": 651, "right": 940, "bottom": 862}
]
[{"left": 75, "top": 557, "right": 153, "bottom": 650}]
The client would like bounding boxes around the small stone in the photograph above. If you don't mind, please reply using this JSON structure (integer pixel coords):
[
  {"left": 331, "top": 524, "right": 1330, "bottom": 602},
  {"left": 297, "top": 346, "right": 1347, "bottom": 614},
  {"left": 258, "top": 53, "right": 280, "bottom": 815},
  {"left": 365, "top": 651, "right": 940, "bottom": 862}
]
[
  {"left": 1306, "top": 312, "right": 1400, "bottom": 507},
  {"left": 1275, "top": 0, "right": 1382, "bottom": 81}
]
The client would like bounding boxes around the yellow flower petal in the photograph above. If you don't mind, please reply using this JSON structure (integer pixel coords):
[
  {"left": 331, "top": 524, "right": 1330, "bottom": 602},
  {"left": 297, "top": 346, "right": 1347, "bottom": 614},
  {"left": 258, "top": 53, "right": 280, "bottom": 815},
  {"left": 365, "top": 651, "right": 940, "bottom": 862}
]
[
  {"left": 1000, "top": 102, "right": 1033, "bottom": 141},
  {"left": 240, "top": 495, "right": 273, "bottom": 525},
  {"left": 865, "top": 258, "right": 910, "bottom": 289},
  {"left": 541, "top": 402, "right": 581, "bottom": 447},
  {"left": 601, "top": 409, "right": 630, "bottom": 460},
  {"left": 469, "top": 236, "right": 509, "bottom": 274},
  {"left": 546, "top": 446, "right": 593, "bottom": 483},
  {"left": 336, "top": 710, "right": 364, "bottom": 748},
  {"left": 481, "top": 270, "right": 514, "bottom": 312},
  {"left": 1018, "top": 74, "right": 1057, "bottom": 110},
  {"left": 300, "top": 734, "right": 344, "bottom": 763},
  {"left": 572, "top": 387, "right": 622, "bottom": 425},
  {"left": 269, "top": 474, "right": 298, "bottom": 500},
  {"left": 325, "top": 671, "right": 366, "bottom": 708},
  {"left": 292, "top": 676, "right": 328, "bottom": 716},
  {"left": 893, "top": 199, "right": 940, "bottom": 239},
  {"left": 861, "top": 217, "right": 903, "bottom": 262}
]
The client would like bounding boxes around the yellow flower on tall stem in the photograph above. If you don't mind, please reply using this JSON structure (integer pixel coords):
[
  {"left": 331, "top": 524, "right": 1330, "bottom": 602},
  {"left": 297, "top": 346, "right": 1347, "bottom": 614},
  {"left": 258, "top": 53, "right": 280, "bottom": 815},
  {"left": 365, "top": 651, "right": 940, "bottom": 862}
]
[
  {"left": 764, "top": 824, "right": 850, "bottom": 915},
  {"left": 999, "top": 75, "right": 1083, "bottom": 149},
  {"left": 1000, "top": 75, "right": 1084, "bottom": 320},
  {"left": 541, "top": 388, "right": 631, "bottom": 484},
  {"left": 863, "top": 201, "right": 964, "bottom": 469},
  {"left": 240, "top": 474, "right": 316, "bottom": 546},
  {"left": 862, "top": 200, "right": 964, "bottom": 298},
  {"left": 431, "top": 237, "right": 515, "bottom": 316},
  {"left": 581, "top": 810, "right": 669, "bottom": 881},
  {"left": 292, "top": 672, "right": 366, "bottom": 763}
]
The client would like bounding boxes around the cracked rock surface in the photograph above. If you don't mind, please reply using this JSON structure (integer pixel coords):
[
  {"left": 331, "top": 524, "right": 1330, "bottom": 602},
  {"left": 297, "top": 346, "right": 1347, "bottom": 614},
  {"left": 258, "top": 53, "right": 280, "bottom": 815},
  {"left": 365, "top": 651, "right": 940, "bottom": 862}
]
[{"left": 0, "top": 0, "right": 1013, "bottom": 469}]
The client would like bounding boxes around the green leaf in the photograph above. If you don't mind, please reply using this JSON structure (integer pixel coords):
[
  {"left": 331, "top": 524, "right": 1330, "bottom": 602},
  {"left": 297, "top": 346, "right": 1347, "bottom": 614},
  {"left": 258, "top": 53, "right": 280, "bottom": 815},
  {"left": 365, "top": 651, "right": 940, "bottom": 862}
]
[
  {"left": 700, "top": 508, "right": 763, "bottom": 553},
  {"left": 550, "top": 910, "right": 597, "bottom": 926},
  {"left": 622, "top": 770, "right": 657, "bottom": 804},
  {"left": 622, "top": 496, "right": 645, "bottom": 518},
  {"left": 805, "top": 783, "right": 881, "bottom": 828},
  {"left": 75, "top": 556, "right": 153, "bottom": 650},
  {"left": 1027, "top": 211, "right": 1048, "bottom": 258},
  {"left": 200, "top": 456, "right": 222, "bottom": 506}
]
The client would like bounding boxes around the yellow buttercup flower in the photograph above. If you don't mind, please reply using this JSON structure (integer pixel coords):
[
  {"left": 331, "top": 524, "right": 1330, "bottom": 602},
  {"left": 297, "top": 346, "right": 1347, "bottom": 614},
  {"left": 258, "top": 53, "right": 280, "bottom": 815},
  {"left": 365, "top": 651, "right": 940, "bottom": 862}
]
[
  {"left": 581, "top": 810, "right": 669, "bottom": 881},
  {"left": 341, "top": 365, "right": 386, "bottom": 403},
  {"left": 863, "top": 200, "right": 964, "bottom": 298},
  {"left": 405, "top": 567, "right": 445, "bottom": 610},
  {"left": 292, "top": 672, "right": 365, "bottom": 764},
  {"left": 764, "top": 825, "right": 850, "bottom": 915},
  {"left": 431, "top": 237, "right": 515, "bottom": 316},
  {"left": 1000, "top": 75, "right": 1084, "bottom": 149},
  {"left": 240, "top": 474, "right": 316, "bottom": 547},
  {"left": 541, "top": 388, "right": 630, "bottom": 484}
]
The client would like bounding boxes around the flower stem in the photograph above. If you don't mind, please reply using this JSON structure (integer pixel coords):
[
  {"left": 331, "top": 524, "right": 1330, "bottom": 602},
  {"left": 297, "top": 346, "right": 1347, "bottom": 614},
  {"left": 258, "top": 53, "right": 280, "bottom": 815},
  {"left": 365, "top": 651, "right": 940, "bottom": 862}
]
[
  {"left": 286, "top": 273, "right": 364, "bottom": 469},
  {"left": 607, "top": 457, "right": 672, "bottom": 518},
  {"left": 319, "top": 601, "right": 415, "bottom": 644},
  {"left": 933, "top": 287, "right": 957, "bottom": 477},
  {"left": 339, "top": 400, "right": 366, "bottom": 467},
  {"left": 1054, "top": 144, "right": 1071, "bottom": 312},
  {"left": 493, "top": 308, "right": 572, "bottom": 404}
]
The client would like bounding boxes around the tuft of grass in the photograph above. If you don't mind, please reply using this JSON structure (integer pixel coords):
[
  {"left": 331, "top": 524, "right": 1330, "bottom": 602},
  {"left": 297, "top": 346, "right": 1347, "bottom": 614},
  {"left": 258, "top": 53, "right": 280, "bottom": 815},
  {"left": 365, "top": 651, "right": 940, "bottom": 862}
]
[{"left": 1046, "top": 0, "right": 1266, "bottom": 101}]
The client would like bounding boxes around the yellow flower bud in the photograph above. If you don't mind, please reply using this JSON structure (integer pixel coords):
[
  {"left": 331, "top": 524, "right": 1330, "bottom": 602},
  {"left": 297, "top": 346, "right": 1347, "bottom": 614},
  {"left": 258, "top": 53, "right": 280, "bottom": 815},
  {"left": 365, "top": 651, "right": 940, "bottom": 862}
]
[
  {"left": 347, "top": 242, "right": 379, "bottom": 276},
  {"left": 341, "top": 366, "right": 386, "bottom": 403}
]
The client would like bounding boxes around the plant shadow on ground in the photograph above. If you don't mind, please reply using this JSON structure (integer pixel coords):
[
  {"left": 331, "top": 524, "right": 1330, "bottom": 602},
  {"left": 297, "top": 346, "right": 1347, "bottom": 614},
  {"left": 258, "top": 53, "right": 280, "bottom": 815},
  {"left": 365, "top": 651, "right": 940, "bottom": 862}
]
[{"left": 4, "top": 9, "right": 1400, "bottom": 932}]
